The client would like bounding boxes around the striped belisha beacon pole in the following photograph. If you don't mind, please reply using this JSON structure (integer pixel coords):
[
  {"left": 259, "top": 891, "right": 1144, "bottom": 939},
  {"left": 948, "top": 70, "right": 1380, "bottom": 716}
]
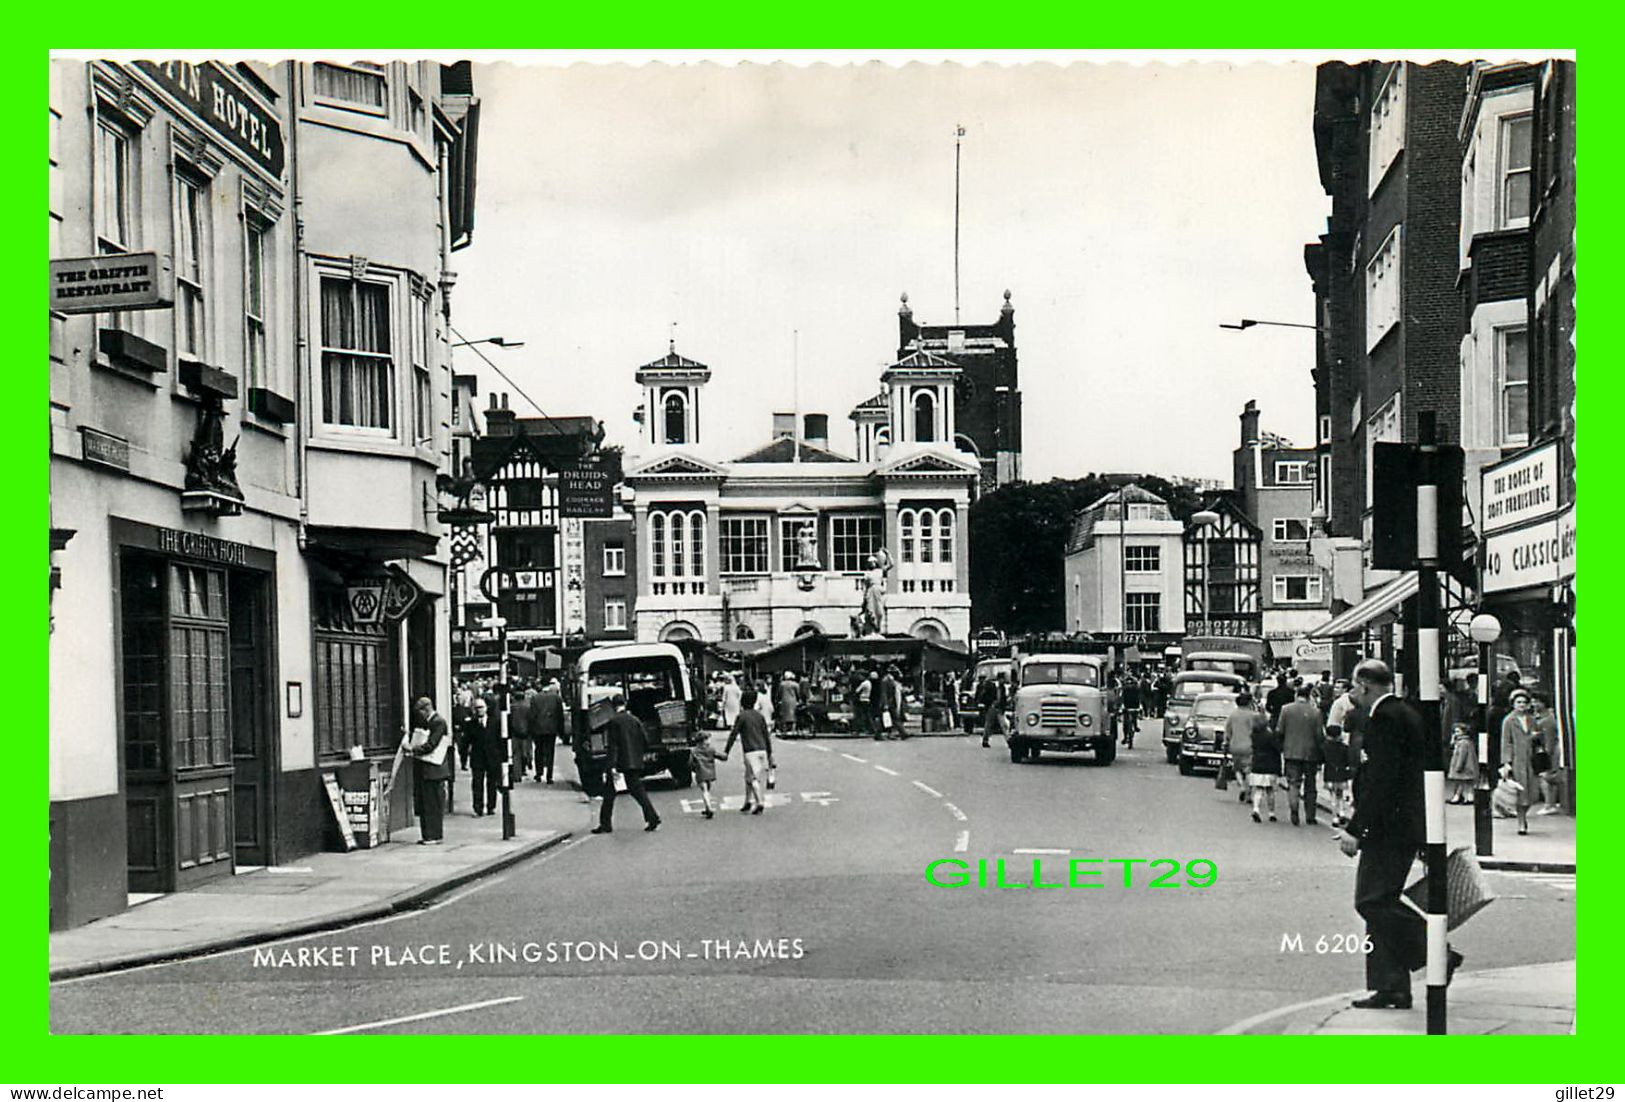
[{"left": 1416, "top": 411, "right": 1449, "bottom": 1035}]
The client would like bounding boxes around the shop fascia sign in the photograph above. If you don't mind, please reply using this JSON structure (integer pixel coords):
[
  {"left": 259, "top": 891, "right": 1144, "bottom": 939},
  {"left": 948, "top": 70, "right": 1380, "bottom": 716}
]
[
  {"left": 1481, "top": 441, "right": 1560, "bottom": 535},
  {"left": 1482, "top": 505, "right": 1575, "bottom": 594},
  {"left": 132, "top": 61, "right": 286, "bottom": 179}
]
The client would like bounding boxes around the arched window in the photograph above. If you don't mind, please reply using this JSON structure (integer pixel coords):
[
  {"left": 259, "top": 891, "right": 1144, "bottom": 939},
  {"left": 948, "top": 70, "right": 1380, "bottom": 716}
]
[
  {"left": 650, "top": 513, "right": 666, "bottom": 577},
  {"left": 663, "top": 391, "right": 687, "bottom": 445},
  {"left": 670, "top": 510, "right": 686, "bottom": 577},
  {"left": 913, "top": 390, "right": 936, "bottom": 443},
  {"left": 689, "top": 511, "right": 706, "bottom": 578},
  {"left": 918, "top": 509, "right": 934, "bottom": 563},
  {"left": 937, "top": 509, "right": 955, "bottom": 563},
  {"left": 899, "top": 509, "right": 915, "bottom": 563}
]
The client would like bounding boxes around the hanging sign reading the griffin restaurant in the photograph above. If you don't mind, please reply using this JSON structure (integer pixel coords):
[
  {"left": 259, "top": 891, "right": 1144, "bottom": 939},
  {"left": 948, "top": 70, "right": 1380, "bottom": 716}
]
[
  {"left": 49, "top": 253, "right": 173, "bottom": 315},
  {"left": 132, "top": 61, "right": 286, "bottom": 179}
]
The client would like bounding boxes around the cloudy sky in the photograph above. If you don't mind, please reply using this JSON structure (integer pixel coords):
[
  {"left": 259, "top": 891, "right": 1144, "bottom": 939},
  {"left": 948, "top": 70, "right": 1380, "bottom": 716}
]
[{"left": 450, "top": 59, "right": 1331, "bottom": 482}]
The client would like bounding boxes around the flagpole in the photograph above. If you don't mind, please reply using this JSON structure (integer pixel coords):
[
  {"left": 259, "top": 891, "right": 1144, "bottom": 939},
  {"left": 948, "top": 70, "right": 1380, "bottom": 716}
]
[
  {"left": 793, "top": 329, "right": 801, "bottom": 464},
  {"left": 954, "top": 125, "right": 964, "bottom": 325}
]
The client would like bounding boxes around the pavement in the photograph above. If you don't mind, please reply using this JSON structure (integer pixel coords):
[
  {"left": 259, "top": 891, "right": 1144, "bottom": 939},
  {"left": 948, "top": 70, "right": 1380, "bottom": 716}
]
[
  {"left": 1314, "top": 784, "right": 1575, "bottom": 872},
  {"left": 48, "top": 776, "right": 589, "bottom": 981},
  {"left": 1224, "top": 959, "right": 1575, "bottom": 1035}
]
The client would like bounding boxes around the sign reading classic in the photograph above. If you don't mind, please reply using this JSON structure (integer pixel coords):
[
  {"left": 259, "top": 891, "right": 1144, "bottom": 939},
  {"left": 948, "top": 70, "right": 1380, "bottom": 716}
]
[
  {"left": 1482, "top": 506, "right": 1575, "bottom": 594},
  {"left": 50, "top": 253, "right": 173, "bottom": 315}
]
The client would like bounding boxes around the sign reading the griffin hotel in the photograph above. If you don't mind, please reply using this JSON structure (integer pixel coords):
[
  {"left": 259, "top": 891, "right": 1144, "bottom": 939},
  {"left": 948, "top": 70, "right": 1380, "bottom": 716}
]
[{"left": 132, "top": 61, "right": 286, "bottom": 179}]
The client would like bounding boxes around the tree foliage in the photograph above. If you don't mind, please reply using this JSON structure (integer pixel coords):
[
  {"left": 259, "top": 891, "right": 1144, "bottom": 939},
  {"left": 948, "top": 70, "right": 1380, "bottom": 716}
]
[{"left": 968, "top": 474, "right": 1208, "bottom": 633}]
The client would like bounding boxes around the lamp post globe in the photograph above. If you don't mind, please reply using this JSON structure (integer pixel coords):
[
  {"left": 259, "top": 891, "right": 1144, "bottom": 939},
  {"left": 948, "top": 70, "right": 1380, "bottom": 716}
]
[
  {"left": 1469, "top": 612, "right": 1502, "bottom": 645},
  {"left": 1191, "top": 510, "right": 1220, "bottom": 527}
]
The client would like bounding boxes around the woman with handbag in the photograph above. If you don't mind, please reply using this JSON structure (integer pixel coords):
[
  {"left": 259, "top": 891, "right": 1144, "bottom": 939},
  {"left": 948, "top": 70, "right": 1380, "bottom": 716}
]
[{"left": 1499, "top": 690, "right": 1540, "bottom": 835}]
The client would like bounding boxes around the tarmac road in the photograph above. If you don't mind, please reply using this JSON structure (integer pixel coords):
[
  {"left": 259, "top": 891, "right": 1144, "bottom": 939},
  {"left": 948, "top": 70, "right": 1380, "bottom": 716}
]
[{"left": 49, "top": 734, "right": 1574, "bottom": 1034}]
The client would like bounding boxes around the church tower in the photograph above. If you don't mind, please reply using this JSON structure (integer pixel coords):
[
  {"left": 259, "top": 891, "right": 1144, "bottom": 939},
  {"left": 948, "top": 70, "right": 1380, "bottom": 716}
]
[{"left": 635, "top": 341, "right": 711, "bottom": 449}]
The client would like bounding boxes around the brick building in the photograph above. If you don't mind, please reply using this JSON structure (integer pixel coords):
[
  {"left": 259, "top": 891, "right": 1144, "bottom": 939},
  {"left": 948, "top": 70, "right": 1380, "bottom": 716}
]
[
  {"left": 889, "top": 290, "right": 1023, "bottom": 490},
  {"left": 1302, "top": 61, "right": 1472, "bottom": 678}
]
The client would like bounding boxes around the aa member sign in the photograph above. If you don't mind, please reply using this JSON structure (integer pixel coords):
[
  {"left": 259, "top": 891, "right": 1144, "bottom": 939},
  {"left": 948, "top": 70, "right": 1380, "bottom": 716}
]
[{"left": 50, "top": 253, "right": 174, "bottom": 315}]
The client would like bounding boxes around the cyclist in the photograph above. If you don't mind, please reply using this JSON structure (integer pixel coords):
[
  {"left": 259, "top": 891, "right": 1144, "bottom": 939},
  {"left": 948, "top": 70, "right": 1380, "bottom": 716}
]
[{"left": 1120, "top": 673, "right": 1143, "bottom": 747}]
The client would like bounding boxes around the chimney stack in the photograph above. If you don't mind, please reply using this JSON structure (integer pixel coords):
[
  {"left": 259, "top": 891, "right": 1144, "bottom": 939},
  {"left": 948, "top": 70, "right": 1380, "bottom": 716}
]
[
  {"left": 772, "top": 412, "right": 796, "bottom": 440},
  {"left": 803, "top": 413, "right": 829, "bottom": 450},
  {"left": 1240, "top": 399, "right": 1261, "bottom": 448},
  {"left": 486, "top": 391, "right": 517, "bottom": 436}
]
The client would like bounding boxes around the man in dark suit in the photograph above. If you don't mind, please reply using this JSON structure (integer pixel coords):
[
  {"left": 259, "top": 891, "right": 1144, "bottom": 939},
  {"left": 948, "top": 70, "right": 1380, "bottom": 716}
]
[
  {"left": 530, "top": 679, "right": 566, "bottom": 783},
  {"left": 410, "top": 697, "right": 452, "bottom": 845},
  {"left": 595, "top": 693, "right": 661, "bottom": 834},
  {"left": 1278, "top": 683, "right": 1326, "bottom": 827},
  {"left": 459, "top": 696, "right": 504, "bottom": 817},
  {"left": 1337, "top": 658, "right": 1458, "bottom": 1008}
]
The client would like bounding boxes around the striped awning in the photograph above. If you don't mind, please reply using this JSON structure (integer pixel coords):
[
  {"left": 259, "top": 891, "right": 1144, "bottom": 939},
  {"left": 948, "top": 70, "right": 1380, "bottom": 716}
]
[{"left": 1307, "top": 571, "right": 1419, "bottom": 642}]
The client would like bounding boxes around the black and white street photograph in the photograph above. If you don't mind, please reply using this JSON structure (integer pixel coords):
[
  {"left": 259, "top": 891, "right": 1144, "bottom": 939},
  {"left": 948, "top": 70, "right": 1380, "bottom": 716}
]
[{"left": 46, "top": 52, "right": 1576, "bottom": 1038}]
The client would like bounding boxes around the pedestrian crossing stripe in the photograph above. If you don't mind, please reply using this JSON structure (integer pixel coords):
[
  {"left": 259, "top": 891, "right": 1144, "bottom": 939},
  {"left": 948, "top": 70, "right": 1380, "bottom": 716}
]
[{"left": 677, "top": 792, "right": 839, "bottom": 814}]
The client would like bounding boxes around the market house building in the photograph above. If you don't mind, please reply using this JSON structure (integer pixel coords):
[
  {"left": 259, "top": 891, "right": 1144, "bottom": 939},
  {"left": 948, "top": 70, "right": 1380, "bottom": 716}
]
[
  {"left": 624, "top": 344, "right": 979, "bottom": 645},
  {"left": 48, "top": 60, "right": 480, "bottom": 929}
]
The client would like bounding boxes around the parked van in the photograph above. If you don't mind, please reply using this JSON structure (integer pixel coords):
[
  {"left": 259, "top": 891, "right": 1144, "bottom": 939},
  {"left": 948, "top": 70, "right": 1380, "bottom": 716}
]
[
  {"left": 571, "top": 642, "right": 697, "bottom": 786},
  {"left": 1008, "top": 653, "right": 1114, "bottom": 765}
]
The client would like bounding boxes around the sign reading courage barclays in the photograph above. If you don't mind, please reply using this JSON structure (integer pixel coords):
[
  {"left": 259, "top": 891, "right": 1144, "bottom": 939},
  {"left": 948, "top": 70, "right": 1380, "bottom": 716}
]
[{"left": 133, "top": 61, "right": 286, "bottom": 179}]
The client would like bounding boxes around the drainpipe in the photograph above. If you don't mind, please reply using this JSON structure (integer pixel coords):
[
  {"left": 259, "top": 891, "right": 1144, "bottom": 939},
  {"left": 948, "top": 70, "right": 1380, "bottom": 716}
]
[{"left": 287, "top": 61, "right": 310, "bottom": 549}]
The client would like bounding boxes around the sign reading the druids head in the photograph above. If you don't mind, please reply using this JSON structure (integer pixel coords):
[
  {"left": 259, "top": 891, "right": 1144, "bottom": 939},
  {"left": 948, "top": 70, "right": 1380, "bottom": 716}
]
[{"left": 133, "top": 61, "right": 286, "bottom": 178}]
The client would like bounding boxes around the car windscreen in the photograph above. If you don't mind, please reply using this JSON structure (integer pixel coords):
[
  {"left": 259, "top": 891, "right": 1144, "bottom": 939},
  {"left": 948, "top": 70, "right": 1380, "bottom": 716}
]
[
  {"left": 1173, "top": 679, "right": 1234, "bottom": 700},
  {"left": 1191, "top": 700, "right": 1235, "bottom": 721},
  {"left": 1021, "top": 662, "right": 1099, "bottom": 687}
]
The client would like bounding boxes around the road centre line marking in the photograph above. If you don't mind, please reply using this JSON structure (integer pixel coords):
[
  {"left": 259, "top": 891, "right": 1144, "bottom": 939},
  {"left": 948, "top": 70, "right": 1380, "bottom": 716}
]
[
  {"left": 873, "top": 765, "right": 899, "bottom": 776},
  {"left": 954, "top": 831, "right": 970, "bottom": 852},
  {"left": 840, "top": 753, "right": 869, "bottom": 764},
  {"left": 911, "top": 781, "right": 943, "bottom": 798},
  {"left": 943, "top": 803, "right": 968, "bottom": 821},
  {"left": 804, "top": 743, "right": 831, "bottom": 752},
  {"left": 1013, "top": 848, "right": 1071, "bottom": 855},
  {"left": 313, "top": 995, "right": 525, "bottom": 1036}
]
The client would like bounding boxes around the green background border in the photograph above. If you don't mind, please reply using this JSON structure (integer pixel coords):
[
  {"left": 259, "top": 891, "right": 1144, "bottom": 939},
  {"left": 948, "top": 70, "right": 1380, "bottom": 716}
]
[{"left": 15, "top": 7, "right": 1617, "bottom": 1084}]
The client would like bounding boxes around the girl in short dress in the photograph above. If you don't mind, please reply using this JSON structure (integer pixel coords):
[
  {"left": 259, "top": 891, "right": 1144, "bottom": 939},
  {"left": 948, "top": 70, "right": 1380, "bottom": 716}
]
[
  {"left": 1446, "top": 722, "right": 1477, "bottom": 804},
  {"left": 1250, "top": 721, "right": 1284, "bottom": 824},
  {"left": 689, "top": 729, "right": 725, "bottom": 819}
]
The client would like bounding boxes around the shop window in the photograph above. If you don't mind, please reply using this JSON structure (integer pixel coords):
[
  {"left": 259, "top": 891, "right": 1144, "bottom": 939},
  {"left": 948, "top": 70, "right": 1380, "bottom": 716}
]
[
  {"left": 312, "top": 584, "right": 395, "bottom": 757},
  {"left": 319, "top": 275, "right": 394, "bottom": 431}
]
